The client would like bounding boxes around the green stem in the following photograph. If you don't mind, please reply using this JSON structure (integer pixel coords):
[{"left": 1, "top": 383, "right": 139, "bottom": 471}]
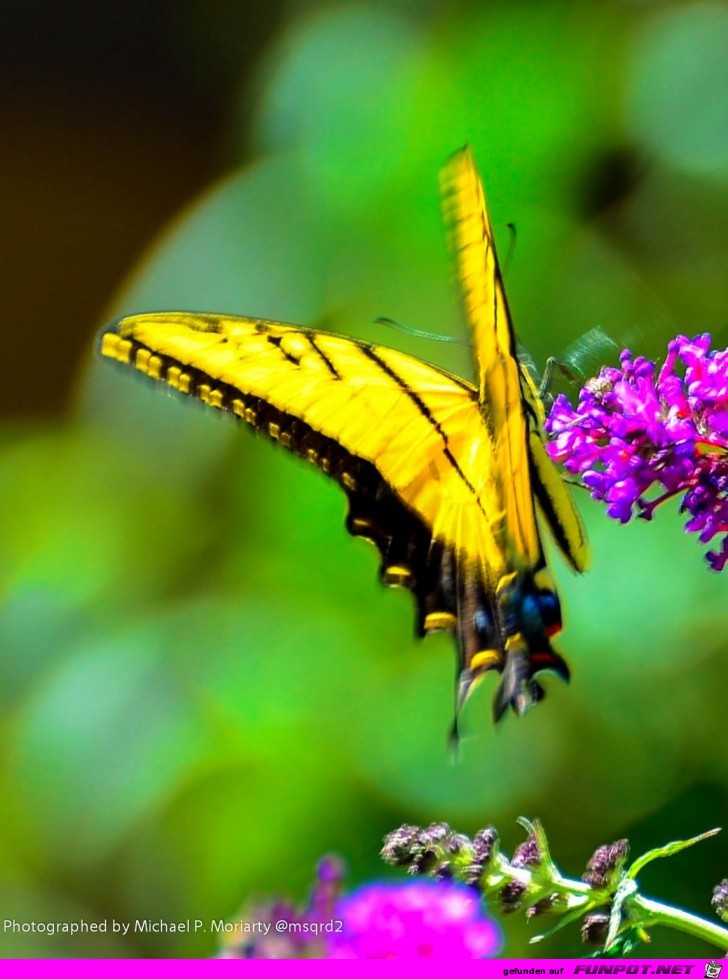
[{"left": 631, "top": 893, "right": 728, "bottom": 951}]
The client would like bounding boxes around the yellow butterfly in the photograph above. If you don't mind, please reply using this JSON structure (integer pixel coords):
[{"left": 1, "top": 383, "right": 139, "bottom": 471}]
[{"left": 100, "top": 147, "right": 588, "bottom": 724}]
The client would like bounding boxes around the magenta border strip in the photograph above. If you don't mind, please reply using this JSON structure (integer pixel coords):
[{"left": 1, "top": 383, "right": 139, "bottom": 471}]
[{"left": 0, "top": 958, "right": 714, "bottom": 975}]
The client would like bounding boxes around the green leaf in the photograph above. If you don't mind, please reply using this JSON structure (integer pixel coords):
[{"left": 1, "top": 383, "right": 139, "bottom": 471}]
[{"left": 627, "top": 828, "right": 722, "bottom": 880}]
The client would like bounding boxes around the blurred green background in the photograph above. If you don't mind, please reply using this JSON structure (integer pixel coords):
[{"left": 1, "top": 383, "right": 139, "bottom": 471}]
[{"left": 2, "top": 0, "right": 728, "bottom": 959}]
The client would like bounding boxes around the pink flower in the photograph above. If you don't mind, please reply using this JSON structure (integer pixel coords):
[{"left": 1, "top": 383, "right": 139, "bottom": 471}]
[{"left": 328, "top": 880, "right": 501, "bottom": 959}]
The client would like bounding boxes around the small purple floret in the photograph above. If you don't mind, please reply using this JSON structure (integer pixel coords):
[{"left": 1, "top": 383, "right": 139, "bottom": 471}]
[{"left": 545, "top": 334, "right": 728, "bottom": 570}]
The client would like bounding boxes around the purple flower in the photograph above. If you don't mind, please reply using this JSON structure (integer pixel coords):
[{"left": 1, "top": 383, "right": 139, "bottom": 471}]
[
  {"left": 545, "top": 334, "right": 728, "bottom": 570},
  {"left": 218, "top": 858, "right": 500, "bottom": 959},
  {"left": 328, "top": 880, "right": 501, "bottom": 959}
]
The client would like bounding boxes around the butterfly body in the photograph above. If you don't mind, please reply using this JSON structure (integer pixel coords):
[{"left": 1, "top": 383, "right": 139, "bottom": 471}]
[{"left": 100, "top": 148, "right": 588, "bottom": 723}]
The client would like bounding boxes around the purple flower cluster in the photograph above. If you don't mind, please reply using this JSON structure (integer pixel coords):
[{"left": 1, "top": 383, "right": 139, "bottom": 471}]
[
  {"left": 328, "top": 880, "right": 500, "bottom": 959},
  {"left": 545, "top": 334, "right": 728, "bottom": 571},
  {"left": 219, "top": 856, "right": 499, "bottom": 959}
]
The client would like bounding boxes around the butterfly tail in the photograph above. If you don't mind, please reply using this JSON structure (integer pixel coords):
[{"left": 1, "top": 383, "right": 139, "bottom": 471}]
[
  {"left": 450, "top": 567, "right": 571, "bottom": 727},
  {"left": 492, "top": 641, "right": 570, "bottom": 722},
  {"left": 491, "top": 570, "right": 571, "bottom": 720}
]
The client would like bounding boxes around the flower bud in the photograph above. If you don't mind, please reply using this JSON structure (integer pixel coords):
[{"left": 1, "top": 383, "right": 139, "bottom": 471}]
[
  {"left": 582, "top": 839, "right": 629, "bottom": 890},
  {"left": 463, "top": 828, "right": 498, "bottom": 890},
  {"left": 499, "top": 879, "right": 527, "bottom": 913},
  {"left": 512, "top": 832, "right": 542, "bottom": 869},
  {"left": 526, "top": 895, "right": 559, "bottom": 918},
  {"left": 581, "top": 911, "right": 610, "bottom": 946},
  {"left": 381, "top": 825, "right": 422, "bottom": 867},
  {"left": 712, "top": 878, "right": 728, "bottom": 923}
]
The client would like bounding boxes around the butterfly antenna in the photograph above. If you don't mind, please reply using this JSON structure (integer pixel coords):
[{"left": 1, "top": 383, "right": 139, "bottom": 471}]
[{"left": 374, "top": 316, "right": 471, "bottom": 346}]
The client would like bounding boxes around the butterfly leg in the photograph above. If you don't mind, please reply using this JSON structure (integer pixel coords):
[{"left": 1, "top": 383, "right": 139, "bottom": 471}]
[{"left": 539, "top": 357, "right": 583, "bottom": 400}]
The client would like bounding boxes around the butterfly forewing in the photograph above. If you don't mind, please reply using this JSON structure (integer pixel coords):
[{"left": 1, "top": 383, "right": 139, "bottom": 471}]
[{"left": 102, "top": 313, "right": 521, "bottom": 647}]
